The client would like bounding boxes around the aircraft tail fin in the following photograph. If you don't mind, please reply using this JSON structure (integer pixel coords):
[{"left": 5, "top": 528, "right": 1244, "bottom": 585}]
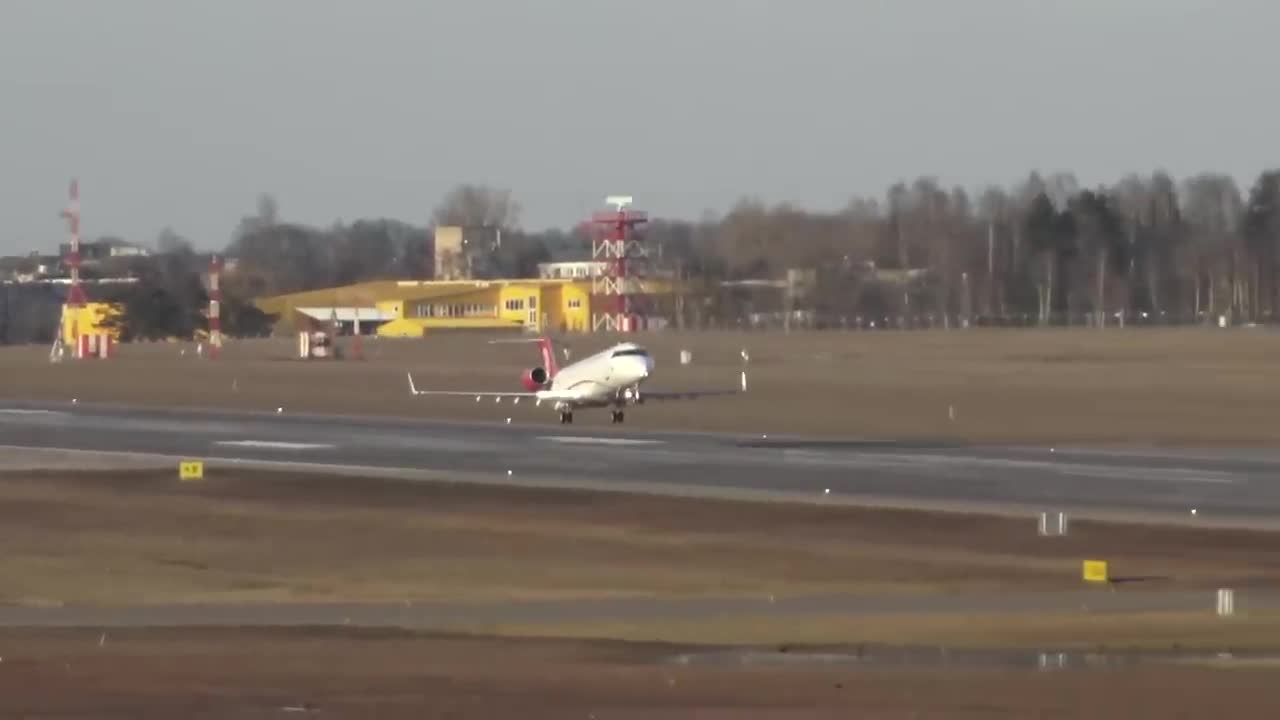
[
  {"left": 488, "top": 336, "right": 560, "bottom": 378},
  {"left": 537, "top": 337, "right": 559, "bottom": 378}
]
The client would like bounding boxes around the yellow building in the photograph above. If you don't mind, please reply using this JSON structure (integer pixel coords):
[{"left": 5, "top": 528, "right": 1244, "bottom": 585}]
[
  {"left": 255, "top": 277, "right": 672, "bottom": 337},
  {"left": 59, "top": 302, "right": 121, "bottom": 345}
]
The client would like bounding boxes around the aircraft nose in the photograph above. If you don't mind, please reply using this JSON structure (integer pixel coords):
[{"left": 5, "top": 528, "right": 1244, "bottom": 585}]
[{"left": 629, "top": 356, "right": 652, "bottom": 380}]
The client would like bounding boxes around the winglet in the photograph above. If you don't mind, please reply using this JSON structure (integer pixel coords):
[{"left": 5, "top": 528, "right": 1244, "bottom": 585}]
[{"left": 407, "top": 372, "right": 420, "bottom": 396}]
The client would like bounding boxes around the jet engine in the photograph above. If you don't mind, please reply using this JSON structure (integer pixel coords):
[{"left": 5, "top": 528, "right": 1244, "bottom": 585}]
[{"left": 522, "top": 366, "right": 549, "bottom": 391}]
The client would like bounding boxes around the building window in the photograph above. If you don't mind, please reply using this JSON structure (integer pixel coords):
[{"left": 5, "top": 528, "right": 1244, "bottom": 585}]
[
  {"left": 504, "top": 299, "right": 525, "bottom": 311},
  {"left": 528, "top": 296, "right": 536, "bottom": 309},
  {"left": 568, "top": 298, "right": 581, "bottom": 309}
]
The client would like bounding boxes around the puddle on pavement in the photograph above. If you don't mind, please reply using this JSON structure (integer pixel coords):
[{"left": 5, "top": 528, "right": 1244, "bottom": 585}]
[{"left": 665, "top": 645, "right": 1280, "bottom": 671}]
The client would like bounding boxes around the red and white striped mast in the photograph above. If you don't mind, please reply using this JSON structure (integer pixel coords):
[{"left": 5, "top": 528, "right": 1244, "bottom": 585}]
[
  {"left": 208, "top": 255, "right": 222, "bottom": 359},
  {"left": 61, "top": 179, "right": 87, "bottom": 306},
  {"left": 59, "top": 179, "right": 87, "bottom": 352}
]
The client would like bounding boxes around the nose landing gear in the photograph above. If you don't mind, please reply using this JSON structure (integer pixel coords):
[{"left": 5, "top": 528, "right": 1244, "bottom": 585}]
[
  {"left": 558, "top": 410, "right": 574, "bottom": 424},
  {"left": 610, "top": 409, "right": 625, "bottom": 424}
]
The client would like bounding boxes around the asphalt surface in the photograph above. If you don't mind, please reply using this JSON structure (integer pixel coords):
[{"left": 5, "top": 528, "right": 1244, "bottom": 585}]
[{"left": 2, "top": 399, "right": 1280, "bottom": 527}]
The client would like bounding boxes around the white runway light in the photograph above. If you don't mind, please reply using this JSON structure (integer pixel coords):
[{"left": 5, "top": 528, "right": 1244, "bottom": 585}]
[{"left": 276, "top": 407, "right": 283, "bottom": 414}]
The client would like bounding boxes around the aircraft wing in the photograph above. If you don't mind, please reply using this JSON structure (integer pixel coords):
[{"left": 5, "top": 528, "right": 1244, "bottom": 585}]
[
  {"left": 635, "top": 371, "right": 748, "bottom": 401},
  {"left": 406, "top": 373, "right": 537, "bottom": 398}
]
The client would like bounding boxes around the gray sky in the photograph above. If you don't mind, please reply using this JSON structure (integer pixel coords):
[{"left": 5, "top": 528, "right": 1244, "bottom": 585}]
[{"left": 1, "top": 0, "right": 1274, "bottom": 253}]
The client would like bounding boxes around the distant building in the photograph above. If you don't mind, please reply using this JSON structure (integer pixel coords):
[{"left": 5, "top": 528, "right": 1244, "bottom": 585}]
[
  {"left": 433, "top": 226, "right": 466, "bottom": 280},
  {"left": 57, "top": 238, "right": 151, "bottom": 263},
  {"left": 433, "top": 225, "right": 503, "bottom": 280},
  {"left": 255, "top": 274, "right": 673, "bottom": 337},
  {"left": 537, "top": 261, "right": 609, "bottom": 279},
  {"left": 0, "top": 253, "right": 59, "bottom": 283},
  {"left": 537, "top": 261, "right": 675, "bottom": 281}
]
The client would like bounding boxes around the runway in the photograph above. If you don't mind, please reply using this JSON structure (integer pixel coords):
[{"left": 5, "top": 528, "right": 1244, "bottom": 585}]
[{"left": 3, "top": 398, "right": 1280, "bottom": 526}]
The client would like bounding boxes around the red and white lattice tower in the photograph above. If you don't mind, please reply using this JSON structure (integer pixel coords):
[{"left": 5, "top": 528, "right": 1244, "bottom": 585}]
[
  {"left": 208, "top": 255, "right": 223, "bottom": 359},
  {"left": 589, "top": 195, "right": 650, "bottom": 333},
  {"left": 61, "top": 180, "right": 87, "bottom": 345},
  {"left": 60, "top": 179, "right": 87, "bottom": 308}
]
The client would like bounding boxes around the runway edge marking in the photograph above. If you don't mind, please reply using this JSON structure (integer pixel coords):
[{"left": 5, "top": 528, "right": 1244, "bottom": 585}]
[
  {"left": 214, "top": 440, "right": 336, "bottom": 451},
  {"left": 537, "top": 436, "right": 665, "bottom": 446}
]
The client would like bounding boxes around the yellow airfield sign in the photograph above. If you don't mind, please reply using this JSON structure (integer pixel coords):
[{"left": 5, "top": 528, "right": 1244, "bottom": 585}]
[{"left": 179, "top": 460, "right": 204, "bottom": 481}]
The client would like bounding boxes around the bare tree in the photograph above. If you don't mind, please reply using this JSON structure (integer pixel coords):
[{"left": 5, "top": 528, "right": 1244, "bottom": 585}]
[
  {"left": 1068, "top": 189, "right": 1126, "bottom": 328},
  {"left": 1244, "top": 171, "right": 1280, "bottom": 321},
  {"left": 1183, "top": 174, "right": 1243, "bottom": 321},
  {"left": 976, "top": 185, "right": 1013, "bottom": 317},
  {"left": 432, "top": 184, "right": 521, "bottom": 230}
]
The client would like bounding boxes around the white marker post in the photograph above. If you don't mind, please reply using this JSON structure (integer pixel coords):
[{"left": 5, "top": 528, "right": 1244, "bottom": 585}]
[
  {"left": 1217, "top": 588, "right": 1235, "bottom": 617},
  {"left": 1037, "top": 511, "right": 1068, "bottom": 537}
]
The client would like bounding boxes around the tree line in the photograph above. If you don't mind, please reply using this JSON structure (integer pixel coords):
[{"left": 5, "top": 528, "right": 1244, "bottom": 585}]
[
  {"left": 89, "top": 169, "right": 1280, "bottom": 339},
  {"left": 683, "top": 169, "right": 1280, "bottom": 329}
]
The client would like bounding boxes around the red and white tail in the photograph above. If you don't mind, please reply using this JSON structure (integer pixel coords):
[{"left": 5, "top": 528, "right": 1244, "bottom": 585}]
[
  {"left": 490, "top": 336, "right": 560, "bottom": 379},
  {"left": 537, "top": 337, "right": 559, "bottom": 378}
]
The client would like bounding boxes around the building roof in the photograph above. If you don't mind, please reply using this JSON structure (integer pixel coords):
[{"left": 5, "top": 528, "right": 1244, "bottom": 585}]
[
  {"left": 255, "top": 278, "right": 595, "bottom": 315},
  {"left": 294, "top": 306, "right": 398, "bottom": 323}
]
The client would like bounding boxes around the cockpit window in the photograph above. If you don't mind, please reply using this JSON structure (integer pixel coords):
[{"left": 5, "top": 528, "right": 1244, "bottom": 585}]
[{"left": 611, "top": 348, "right": 649, "bottom": 358}]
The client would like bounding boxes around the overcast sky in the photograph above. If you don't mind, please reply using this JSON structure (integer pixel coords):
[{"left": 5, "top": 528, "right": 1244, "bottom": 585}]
[{"left": 1, "top": 0, "right": 1274, "bottom": 253}]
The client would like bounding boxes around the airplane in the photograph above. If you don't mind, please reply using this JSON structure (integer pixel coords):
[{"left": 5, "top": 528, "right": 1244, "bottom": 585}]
[{"left": 406, "top": 337, "right": 746, "bottom": 424}]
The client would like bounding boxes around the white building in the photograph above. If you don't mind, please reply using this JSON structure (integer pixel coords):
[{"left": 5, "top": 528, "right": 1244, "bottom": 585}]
[{"left": 537, "top": 261, "right": 611, "bottom": 280}]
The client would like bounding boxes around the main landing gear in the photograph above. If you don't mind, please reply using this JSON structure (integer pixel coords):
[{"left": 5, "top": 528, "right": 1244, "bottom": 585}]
[
  {"left": 559, "top": 410, "right": 575, "bottom": 424},
  {"left": 610, "top": 409, "right": 625, "bottom": 424}
]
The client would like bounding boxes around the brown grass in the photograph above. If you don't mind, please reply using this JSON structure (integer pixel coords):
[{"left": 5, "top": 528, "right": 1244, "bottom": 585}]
[
  {"left": 0, "top": 628, "right": 1277, "bottom": 719},
  {"left": 3, "top": 467, "right": 1280, "bottom": 716},
  {"left": 495, "top": 611, "right": 1280, "bottom": 650},
  {"left": 4, "top": 327, "right": 1280, "bottom": 443},
  {"left": 2, "top": 466, "right": 1279, "bottom": 612}
]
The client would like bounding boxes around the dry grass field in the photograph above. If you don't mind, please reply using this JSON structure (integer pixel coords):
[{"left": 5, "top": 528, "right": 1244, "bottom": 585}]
[
  {"left": 4, "top": 327, "right": 1280, "bottom": 444},
  {"left": 0, "top": 467, "right": 1279, "bottom": 716},
  {"left": 3, "top": 466, "right": 1280, "bottom": 632},
  {"left": 1, "top": 628, "right": 1278, "bottom": 719}
]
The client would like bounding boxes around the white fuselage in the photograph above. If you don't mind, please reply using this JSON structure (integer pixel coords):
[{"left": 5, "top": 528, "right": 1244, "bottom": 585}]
[{"left": 537, "top": 342, "right": 654, "bottom": 409}]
